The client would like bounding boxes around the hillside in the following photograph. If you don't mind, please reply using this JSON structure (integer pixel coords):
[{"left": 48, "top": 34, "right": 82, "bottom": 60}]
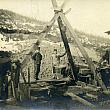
[
  {"left": 0, "top": 9, "right": 46, "bottom": 30},
  {"left": 0, "top": 9, "right": 110, "bottom": 54},
  {"left": 1, "top": 9, "right": 110, "bottom": 80}
]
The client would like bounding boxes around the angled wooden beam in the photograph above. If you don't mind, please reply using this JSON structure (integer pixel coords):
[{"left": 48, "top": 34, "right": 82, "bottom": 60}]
[
  {"left": 41, "top": 14, "right": 59, "bottom": 34},
  {"left": 21, "top": 14, "right": 59, "bottom": 69},
  {"left": 64, "top": 92, "right": 96, "bottom": 108},
  {"left": 57, "top": 16, "right": 77, "bottom": 81},
  {"left": 51, "top": 0, "right": 58, "bottom": 10},
  {"left": 64, "top": 8, "right": 71, "bottom": 15}
]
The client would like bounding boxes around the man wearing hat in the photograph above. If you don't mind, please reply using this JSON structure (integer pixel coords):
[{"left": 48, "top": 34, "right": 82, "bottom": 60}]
[
  {"left": 32, "top": 46, "right": 42, "bottom": 80},
  {"left": 52, "top": 49, "right": 66, "bottom": 79}
]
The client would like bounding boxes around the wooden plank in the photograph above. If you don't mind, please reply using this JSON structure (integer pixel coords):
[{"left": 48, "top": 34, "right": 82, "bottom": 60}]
[
  {"left": 64, "top": 92, "right": 96, "bottom": 108},
  {"left": 20, "top": 77, "right": 70, "bottom": 84},
  {"left": 29, "top": 86, "right": 49, "bottom": 91},
  {"left": 32, "top": 77, "right": 69, "bottom": 82},
  {"left": 86, "top": 93, "right": 98, "bottom": 99}
]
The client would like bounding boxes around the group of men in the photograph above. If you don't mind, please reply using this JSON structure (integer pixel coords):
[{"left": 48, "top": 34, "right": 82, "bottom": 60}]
[{"left": 31, "top": 44, "right": 67, "bottom": 80}]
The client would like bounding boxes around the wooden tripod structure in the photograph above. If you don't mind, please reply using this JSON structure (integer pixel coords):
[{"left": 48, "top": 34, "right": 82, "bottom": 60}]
[{"left": 49, "top": 0, "right": 107, "bottom": 92}]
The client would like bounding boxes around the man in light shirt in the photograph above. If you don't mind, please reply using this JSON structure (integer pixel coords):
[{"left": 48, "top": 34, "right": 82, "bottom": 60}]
[{"left": 52, "top": 49, "right": 66, "bottom": 79}]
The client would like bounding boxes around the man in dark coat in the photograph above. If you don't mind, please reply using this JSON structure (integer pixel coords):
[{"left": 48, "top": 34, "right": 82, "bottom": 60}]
[
  {"left": 0, "top": 51, "right": 11, "bottom": 99},
  {"left": 32, "top": 47, "right": 42, "bottom": 80}
]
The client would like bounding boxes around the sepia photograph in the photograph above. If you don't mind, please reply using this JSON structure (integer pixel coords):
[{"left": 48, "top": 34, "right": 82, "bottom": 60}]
[{"left": 0, "top": 0, "right": 110, "bottom": 109}]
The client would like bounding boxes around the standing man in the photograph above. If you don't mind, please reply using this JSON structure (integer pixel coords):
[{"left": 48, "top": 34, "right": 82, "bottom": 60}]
[
  {"left": 52, "top": 49, "right": 66, "bottom": 79},
  {"left": 32, "top": 47, "right": 42, "bottom": 80},
  {"left": 0, "top": 51, "right": 12, "bottom": 99}
]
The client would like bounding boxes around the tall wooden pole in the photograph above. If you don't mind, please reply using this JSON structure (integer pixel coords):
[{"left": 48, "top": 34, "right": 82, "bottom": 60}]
[{"left": 57, "top": 16, "right": 78, "bottom": 81}]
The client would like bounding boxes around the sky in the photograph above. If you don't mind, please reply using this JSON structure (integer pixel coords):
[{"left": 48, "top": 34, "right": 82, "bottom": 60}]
[{"left": 0, "top": 0, "right": 110, "bottom": 37}]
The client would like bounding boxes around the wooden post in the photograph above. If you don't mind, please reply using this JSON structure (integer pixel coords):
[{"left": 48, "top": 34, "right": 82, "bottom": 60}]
[
  {"left": 11, "top": 80, "right": 16, "bottom": 99},
  {"left": 57, "top": 16, "right": 78, "bottom": 81},
  {"left": 108, "top": 49, "right": 110, "bottom": 64},
  {"left": 5, "top": 75, "right": 8, "bottom": 99},
  {"left": 28, "top": 68, "right": 30, "bottom": 86},
  {"left": 11, "top": 73, "right": 16, "bottom": 99},
  {"left": 20, "top": 69, "right": 27, "bottom": 85}
]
